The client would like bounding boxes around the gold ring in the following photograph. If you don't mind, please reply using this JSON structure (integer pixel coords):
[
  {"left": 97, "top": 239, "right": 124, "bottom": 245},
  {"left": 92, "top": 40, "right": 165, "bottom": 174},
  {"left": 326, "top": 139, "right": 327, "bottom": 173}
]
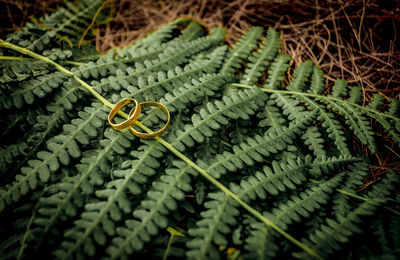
[
  {"left": 108, "top": 98, "right": 141, "bottom": 130},
  {"left": 128, "top": 101, "right": 170, "bottom": 139}
]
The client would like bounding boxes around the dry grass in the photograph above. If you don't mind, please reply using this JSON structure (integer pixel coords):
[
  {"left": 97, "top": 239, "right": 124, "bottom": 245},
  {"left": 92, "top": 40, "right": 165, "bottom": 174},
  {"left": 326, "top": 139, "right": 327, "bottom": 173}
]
[
  {"left": 97, "top": 0, "right": 400, "bottom": 99},
  {"left": 1, "top": 0, "right": 400, "bottom": 178}
]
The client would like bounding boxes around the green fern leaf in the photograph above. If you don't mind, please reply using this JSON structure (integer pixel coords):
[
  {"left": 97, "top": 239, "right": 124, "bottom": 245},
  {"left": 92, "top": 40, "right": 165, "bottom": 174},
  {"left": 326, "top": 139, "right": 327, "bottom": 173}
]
[
  {"left": 0, "top": 103, "right": 108, "bottom": 211},
  {"left": 202, "top": 113, "right": 315, "bottom": 179},
  {"left": 257, "top": 99, "right": 287, "bottom": 128},
  {"left": 104, "top": 161, "right": 194, "bottom": 259},
  {"left": 264, "top": 53, "right": 291, "bottom": 89},
  {"left": 230, "top": 156, "right": 311, "bottom": 199},
  {"left": 51, "top": 141, "right": 165, "bottom": 258},
  {"left": 296, "top": 172, "right": 399, "bottom": 259},
  {"left": 170, "top": 88, "right": 267, "bottom": 152},
  {"left": 221, "top": 27, "right": 263, "bottom": 74},
  {"left": 287, "top": 60, "right": 313, "bottom": 92},
  {"left": 0, "top": 60, "right": 50, "bottom": 83},
  {"left": 186, "top": 192, "right": 239, "bottom": 259},
  {"left": 240, "top": 27, "right": 281, "bottom": 85}
]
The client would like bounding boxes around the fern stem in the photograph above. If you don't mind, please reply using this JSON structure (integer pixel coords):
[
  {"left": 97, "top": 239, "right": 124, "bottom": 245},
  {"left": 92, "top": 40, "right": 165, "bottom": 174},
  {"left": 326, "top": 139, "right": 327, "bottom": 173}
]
[
  {"left": 231, "top": 83, "right": 400, "bottom": 122},
  {"left": 0, "top": 39, "right": 110, "bottom": 108},
  {"left": 336, "top": 188, "right": 400, "bottom": 216},
  {"left": 0, "top": 56, "right": 84, "bottom": 66},
  {"left": 63, "top": 60, "right": 87, "bottom": 66},
  {"left": 0, "top": 56, "right": 33, "bottom": 61},
  {"left": 310, "top": 179, "right": 400, "bottom": 216},
  {"left": 163, "top": 235, "right": 175, "bottom": 260},
  {"left": 62, "top": 140, "right": 156, "bottom": 259},
  {"left": 0, "top": 40, "right": 321, "bottom": 260},
  {"left": 156, "top": 138, "right": 322, "bottom": 260},
  {"left": 17, "top": 187, "right": 46, "bottom": 260}
]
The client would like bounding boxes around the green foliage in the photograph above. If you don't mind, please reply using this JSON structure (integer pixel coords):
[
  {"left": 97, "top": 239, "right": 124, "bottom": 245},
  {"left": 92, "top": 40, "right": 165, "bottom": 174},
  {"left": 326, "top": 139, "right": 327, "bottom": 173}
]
[{"left": 0, "top": 4, "right": 399, "bottom": 260}]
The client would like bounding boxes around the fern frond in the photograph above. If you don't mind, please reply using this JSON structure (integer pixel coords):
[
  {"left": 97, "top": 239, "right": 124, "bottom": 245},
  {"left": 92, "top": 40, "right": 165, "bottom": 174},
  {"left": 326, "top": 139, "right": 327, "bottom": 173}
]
[
  {"left": 167, "top": 20, "right": 206, "bottom": 45},
  {"left": 221, "top": 27, "right": 263, "bottom": 74},
  {"left": 2, "top": 18, "right": 399, "bottom": 260},
  {"left": 297, "top": 200, "right": 383, "bottom": 259},
  {"left": 122, "top": 18, "right": 191, "bottom": 52},
  {"left": 308, "top": 155, "right": 361, "bottom": 177},
  {"left": 49, "top": 141, "right": 163, "bottom": 258},
  {"left": 287, "top": 60, "right": 313, "bottom": 92},
  {"left": 26, "top": 0, "right": 104, "bottom": 51},
  {"left": 104, "top": 161, "right": 194, "bottom": 259},
  {"left": 0, "top": 86, "right": 79, "bottom": 174},
  {"left": 76, "top": 22, "right": 206, "bottom": 81},
  {"left": 297, "top": 93, "right": 351, "bottom": 156},
  {"left": 263, "top": 53, "right": 291, "bottom": 89},
  {"left": 0, "top": 72, "right": 70, "bottom": 109},
  {"left": 331, "top": 160, "right": 370, "bottom": 216},
  {"left": 240, "top": 27, "right": 281, "bottom": 85},
  {"left": 202, "top": 112, "right": 315, "bottom": 179},
  {"left": 295, "top": 172, "right": 399, "bottom": 259},
  {"left": 97, "top": 43, "right": 227, "bottom": 99},
  {"left": 0, "top": 60, "right": 50, "bottom": 84},
  {"left": 257, "top": 99, "right": 287, "bottom": 128},
  {"left": 0, "top": 103, "right": 108, "bottom": 211},
  {"left": 360, "top": 170, "right": 400, "bottom": 199},
  {"left": 364, "top": 95, "right": 400, "bottom": 146},
  {"left": 244, "top": 221, "right": 279, "bottom": 259},
  {"left": 124, "top": 47, "right": 227, "bottom": 102},
  {"left": 186, "top": 192, "right": 239, "bottom": 259},
  {"left": 302, "top": 126, "right": 326, "bottom": 158},
  {"left": 160, "top": 73, "right": 232, "bottom": 113},
  {"left": 0, "top": 190, "right": 44, "bottom": 259},
  {"left": 330, "top": 79, "right": 348, "bottom": 98},
  {"left": 141, "top": 27, "right": 225, "bottom": 72},
  {"left": 127, "top": 73, "right": 232, "bottom": 136},
  {"left": 270, "top": 173, "right": 344, "bottom": 229},
  {"left": 245, "top": 173, "right": 343, "bottom": 259},
  {"left": 309, "top": 65, "right": 324, "bottom": 95},
  {"left": 271, "top": 93, "right": 310, "bottom": 122},
  {"left": 321, "top": 92, "right": 376, "bottom": 152},
  {"left": 230, "top": 156, "right": 311, "bottom": 200},
  {"left": 235, "top": 53, "right": 400, "bottom": 152},
  {"left": 35, "top": 127, "right": 133, "bottom": 223},
  {"left": 170, "top": 88, "right": 268, "bottom": 152}
]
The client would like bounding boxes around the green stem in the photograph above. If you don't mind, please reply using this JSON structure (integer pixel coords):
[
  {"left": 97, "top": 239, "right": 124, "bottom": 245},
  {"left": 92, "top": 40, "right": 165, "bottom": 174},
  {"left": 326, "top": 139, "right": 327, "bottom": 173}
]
[
  {"left": 231, "top": 83, "right": 400, "bottom": 122},
  {"left": 163, "top": 235, "right": 175, "bottom": 260},
  {"left": 336, "top": 188, "right": 400, "bottom": 216},
  {"left": 310, "top": 179, "right": 400, "bottom": 216},
  {"left": 17, "top": 188, "right": 46, "bottom": 260},
  {"left": 62, "top": 60, "right": 87, "bottom": 66},
  {"left": 0, "top": 39, "right": 321, "bottom": 260},
  {"left": 0, "top": 56, "right": 33, "bottom": 61},
  {"left": 0, "top": 39, "right": 110, "bottom": 109},
  {"left": 157, "top": 138, "right": 322, "bottom": 259},
  {"left": 0, "top": 55, "right": 86, "bottom": 66}
]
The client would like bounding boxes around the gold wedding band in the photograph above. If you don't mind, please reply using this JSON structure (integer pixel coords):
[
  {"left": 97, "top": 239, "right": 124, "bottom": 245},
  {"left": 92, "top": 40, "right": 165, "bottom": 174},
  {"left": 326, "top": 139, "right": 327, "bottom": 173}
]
[
  {"left": 128, "top": 101, "right": 170, "bottom": 139},
  {"left": 108, "top": 98, "right": 141, "bottom": 130}
]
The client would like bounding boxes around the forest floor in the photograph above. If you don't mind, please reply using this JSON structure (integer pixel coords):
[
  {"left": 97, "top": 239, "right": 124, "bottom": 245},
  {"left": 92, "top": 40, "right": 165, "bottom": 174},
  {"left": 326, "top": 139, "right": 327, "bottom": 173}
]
[{"left": 1, "top": 0, "right": 400, "bottom": 180}]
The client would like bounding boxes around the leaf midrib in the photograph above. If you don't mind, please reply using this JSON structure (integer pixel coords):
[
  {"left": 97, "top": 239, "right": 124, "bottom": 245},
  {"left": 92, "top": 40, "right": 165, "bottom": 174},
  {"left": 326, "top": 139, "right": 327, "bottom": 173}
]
[
  {"left": 172, "top": 89, "right": 259, "bottom": 147},
  {"left": 45, "top": 129, "right": 123, "bottom": 234},
  {"left": 111, "top": 165, "right": 190, "bottom": 259},
  {"left": 0, "top": 104, "right": 104, "bottom": 203},
  {"left": 62, "top": 141, "right": 157, "bottom": 259},
  {"left": 232, "top": 83, "right": 400, "bottom": 122}
]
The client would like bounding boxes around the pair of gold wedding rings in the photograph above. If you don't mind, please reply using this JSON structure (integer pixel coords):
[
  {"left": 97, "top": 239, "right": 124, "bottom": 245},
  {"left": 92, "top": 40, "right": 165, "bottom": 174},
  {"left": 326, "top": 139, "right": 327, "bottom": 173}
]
[{"left": 108, "top": 98, "right": 170, "bottom": 139}]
